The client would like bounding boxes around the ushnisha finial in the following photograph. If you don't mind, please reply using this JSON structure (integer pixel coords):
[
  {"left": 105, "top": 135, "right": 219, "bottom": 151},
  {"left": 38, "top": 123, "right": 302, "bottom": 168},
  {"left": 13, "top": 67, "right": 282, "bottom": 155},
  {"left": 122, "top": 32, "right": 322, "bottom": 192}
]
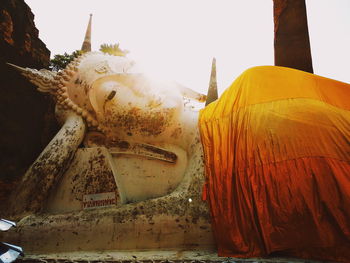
[{"left": 6, "top": 63, "right": 57, "bottom": 93}]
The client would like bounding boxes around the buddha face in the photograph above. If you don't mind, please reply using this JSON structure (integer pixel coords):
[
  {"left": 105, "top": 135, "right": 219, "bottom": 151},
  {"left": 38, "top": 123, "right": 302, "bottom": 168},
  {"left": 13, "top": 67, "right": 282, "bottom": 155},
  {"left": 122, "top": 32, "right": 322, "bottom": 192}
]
[
  {"left": 87, "top": 74, "right": 184, "bottom": 141},
  {"left": 10, "top": 52, "right": 203, "bottom": 146}
]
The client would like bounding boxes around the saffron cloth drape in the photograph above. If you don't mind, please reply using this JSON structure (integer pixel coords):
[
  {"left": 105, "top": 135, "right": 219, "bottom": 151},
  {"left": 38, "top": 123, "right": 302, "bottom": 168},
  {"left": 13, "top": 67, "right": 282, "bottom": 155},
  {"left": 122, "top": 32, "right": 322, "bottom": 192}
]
[{"left": 199, "top": 66, "right": 350, "bottom": 262}]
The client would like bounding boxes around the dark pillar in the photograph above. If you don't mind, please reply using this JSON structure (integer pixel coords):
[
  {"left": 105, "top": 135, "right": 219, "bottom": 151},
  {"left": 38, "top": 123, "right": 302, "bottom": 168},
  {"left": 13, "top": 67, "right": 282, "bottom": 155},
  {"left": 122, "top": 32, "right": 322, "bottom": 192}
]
[
  {"left": 273, "top": 0, "right": 313, "bottom": 73},
  {"left": 0, "top": 0, "right": 58, "bottom": 212}
]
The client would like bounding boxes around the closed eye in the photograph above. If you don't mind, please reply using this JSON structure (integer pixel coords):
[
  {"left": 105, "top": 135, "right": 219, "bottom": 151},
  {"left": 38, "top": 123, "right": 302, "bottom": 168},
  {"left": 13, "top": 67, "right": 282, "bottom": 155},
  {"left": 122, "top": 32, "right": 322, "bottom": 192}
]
[{"left": 107, "top": 90, "right": 117, "bottom": 101}]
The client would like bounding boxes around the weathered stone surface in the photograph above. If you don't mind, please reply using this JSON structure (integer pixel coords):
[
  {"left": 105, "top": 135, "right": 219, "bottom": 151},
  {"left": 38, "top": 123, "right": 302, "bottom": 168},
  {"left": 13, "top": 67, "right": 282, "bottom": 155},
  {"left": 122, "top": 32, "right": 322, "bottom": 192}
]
[
  {"left": 273, "top": 0, "right": 313, "bottom": 73},
  {"left": 0, "top": 0, "right": 50, "bottom": 67},
  {"left": 7, "top": 111, "right": 85, "bottom": 218},
  {"left": 2, "top": 134, "right": 213, "bottom": 253},
  {"left": 15, "top": 250, "right": 323, "bottom": 263},
  {"left": 113, "top": 143, "right": 188, "bottom": 204},
  {"left": 0, "top": 0, "right": 57, "bottom": 211},
  {"left": 45, "top": 147, "right": 120, "bottom": 213}
]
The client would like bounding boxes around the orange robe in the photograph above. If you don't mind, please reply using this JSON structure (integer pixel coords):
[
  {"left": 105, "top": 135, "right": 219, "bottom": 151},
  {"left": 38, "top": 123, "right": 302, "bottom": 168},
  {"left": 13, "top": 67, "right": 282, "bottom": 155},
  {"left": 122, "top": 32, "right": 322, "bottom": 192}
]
[{"left": 199, "top": 66, "right": 350, "bottom": 262}]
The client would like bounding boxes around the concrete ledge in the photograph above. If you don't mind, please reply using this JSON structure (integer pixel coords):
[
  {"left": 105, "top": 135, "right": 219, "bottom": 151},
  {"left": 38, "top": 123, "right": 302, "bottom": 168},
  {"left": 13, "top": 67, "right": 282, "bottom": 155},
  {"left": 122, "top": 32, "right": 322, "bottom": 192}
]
[{"left": 18, "top": 250, "right": 322, "bottom": 263}]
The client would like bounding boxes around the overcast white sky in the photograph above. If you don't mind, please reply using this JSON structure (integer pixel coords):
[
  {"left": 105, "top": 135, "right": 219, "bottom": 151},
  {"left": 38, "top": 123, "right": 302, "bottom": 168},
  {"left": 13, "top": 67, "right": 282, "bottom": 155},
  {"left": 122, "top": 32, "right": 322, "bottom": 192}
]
[{"left": 25, "top": 0, "right": 350, "bottom": 95}]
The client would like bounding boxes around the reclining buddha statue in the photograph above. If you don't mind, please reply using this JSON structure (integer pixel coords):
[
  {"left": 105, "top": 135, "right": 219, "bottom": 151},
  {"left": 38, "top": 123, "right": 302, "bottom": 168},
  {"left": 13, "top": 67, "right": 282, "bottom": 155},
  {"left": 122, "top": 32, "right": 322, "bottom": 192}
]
[
  {"left": 4, "top": 51, "right": 215, "bottom": 255},
  {"left": 4, "top": 51, "right": 350, "bottom": 263}
]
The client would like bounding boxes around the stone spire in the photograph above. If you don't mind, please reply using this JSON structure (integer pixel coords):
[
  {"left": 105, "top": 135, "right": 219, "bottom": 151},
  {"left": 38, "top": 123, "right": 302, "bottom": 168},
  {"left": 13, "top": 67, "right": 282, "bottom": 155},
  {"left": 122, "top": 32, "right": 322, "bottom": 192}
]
[
  {"left": 81, "top": 14, "right": 92, "bottom": 52},
  {"left": 205, "top": 58, "right": 218, "bottom": 106}
]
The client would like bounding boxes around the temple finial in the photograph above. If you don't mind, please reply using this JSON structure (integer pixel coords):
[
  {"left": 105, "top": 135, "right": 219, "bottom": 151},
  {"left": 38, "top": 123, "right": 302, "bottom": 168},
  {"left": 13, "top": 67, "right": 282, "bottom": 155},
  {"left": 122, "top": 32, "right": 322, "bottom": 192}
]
[
  {"left": 205, "top": 57, "right": 218, "bottom": 106},
  {"left": 81, "top": 14, "right": 92, "bottom": 52}
]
